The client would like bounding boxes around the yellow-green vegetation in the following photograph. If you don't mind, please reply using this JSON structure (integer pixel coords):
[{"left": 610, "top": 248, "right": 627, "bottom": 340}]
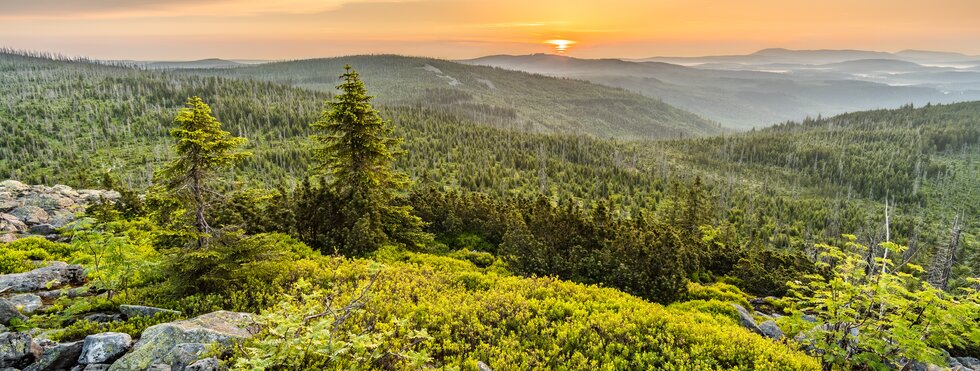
[
  {"left": 0, "top": 236, "right": 77, "bottom": 274},
  {"left": 231, "top": 251, "right": 819, "bottom": 370}
]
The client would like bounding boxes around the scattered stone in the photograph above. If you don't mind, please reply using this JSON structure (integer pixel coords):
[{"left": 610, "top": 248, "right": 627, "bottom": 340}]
[
  {"left": 0, "top": 300, "right": 27, "bottom": 325},
  {"left": 23, "top": 340, "right": 83, "bottom": 371},
  {"left": 0, "top": 263, "right": 87, "bottom": 293},
  {"left": 758, "top": 320, "right": 785, "bottom": 340},
  {"left": 0, "top": 332, "right": 42, "bottom": 368},
  {"left": 185, "top": 358, "right": 223, "bottom": 371},
  {"left": 78, "top": 332, "right": 132, "bottom": 365},
  {"left": 731, "top": 304, "right": 763, "bottom": 335},
  {"left": 119, "top": 305, "right": 181, "bottom": 320},
  {"left": 109, "top": 311, "right": 256, "bottom": 371},
  {"left": 477, "top": 360, "right": 492, "bottom": 371},
  {"left": 801, "top": 314, "right": 817, "bottom": 323},
  {"left": 7, "top": 293, "right": 44, "bottom": 314}
]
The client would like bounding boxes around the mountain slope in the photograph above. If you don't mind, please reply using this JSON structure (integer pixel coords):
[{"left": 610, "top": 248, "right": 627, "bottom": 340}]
[
  {"left": 463, "top": 54, "right": 980, "bottom": 129},
  {"left": 177, "top": 55, "right": 723, "bottom": 139}
]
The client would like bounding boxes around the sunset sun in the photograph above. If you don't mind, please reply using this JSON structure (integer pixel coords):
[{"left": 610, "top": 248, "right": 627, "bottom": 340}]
[{"left": 545, "top": 39, "right": 576, "bottom": 54}]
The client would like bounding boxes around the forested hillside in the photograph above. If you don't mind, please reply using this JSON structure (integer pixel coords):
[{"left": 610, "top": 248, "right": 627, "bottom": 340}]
[
  {"left": 178, "top": 54, "right": 723, "bottom": 138},
  {"left": 1, "top": 50, "right": 978, "bottom": 370}
]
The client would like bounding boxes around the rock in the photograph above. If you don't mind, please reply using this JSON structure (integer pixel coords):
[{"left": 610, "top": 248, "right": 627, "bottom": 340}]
[
  {"left": 0, "top": 181, "right": 29, "bottom": 193},
  {"left": 29, "top": 224, "right": 57, "bottom": 236},
  {"left": 109, "top": 311, "right": 256, "bottom": 371},
  {"left": 0, "top": 300, "right": 27, "bottom": 325},
  {"left": 0, "top": 332, "right": 42, "bottom": 368},
  {"left": 0, "top": 263, "right": 87, "bottom": 293},
  {"left": 477, "top": 360, "right": 492, "bottom": 371},
  {"left": 185, "top": 358, "right": 223, "bottom": 371},
  {"left": 758, "top": 320, "right": 785, "bottom": 340},
  {"left": 0, "top": 213, "right": 27, "bottom": 233},
  {"left": 7, "top": 294, "right": 43, "bottom": 314},
  {"left": 731, "top": 304, "right": 763, "bottom": 335},
  {"left": 36, "top": 287, "right": 92, "bottom": 301},
  {"left": 81, "top": 313, "right": 122, "bottom": 324},
  {"left": 150, "top": 343, "right": 207, "bottom": 371},
  {"left": 10, "top": 206, "right": 49, "bottom": 225},
  {"left": 23, "top": 340, "right": 83, "bottom": 371},
  {"left": 71, "top": 365, "right": 110, "bottom": 371},
  {"left": 0, "top": 199, "right": 17, "bottom": 213},
  {"left": 78, "top": 332, "right": 132, "bottom": 365},
  {"left": 801, "top": 314, "right": 817, "bottom": 323},
  {"left": 956, "top": 357, "right": 980, "bottom": 370},
  {"left": 119, "top": 305, "right": 181, "bottom": 320}
]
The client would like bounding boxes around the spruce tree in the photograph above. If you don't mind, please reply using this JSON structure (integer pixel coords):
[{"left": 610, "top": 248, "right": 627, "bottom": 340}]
[
  {"left": 311, "top": 66, "right": 426, "bottom": 255},
  {"left": 160, "top": 96, "right": 250, "bottom": 247}
]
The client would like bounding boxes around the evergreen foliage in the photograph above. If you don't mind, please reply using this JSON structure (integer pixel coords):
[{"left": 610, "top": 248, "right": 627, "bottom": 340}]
[{"left": 157, "top": 96, "right": 250, "bottom": 247}]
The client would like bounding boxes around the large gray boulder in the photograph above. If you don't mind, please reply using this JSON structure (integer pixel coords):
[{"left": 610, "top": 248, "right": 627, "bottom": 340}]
[
  {"left": 0, "top": 332, "right": 42, "bottom": 368},
  {"left": 731, "top": 304, "right": 764, "bottom": 335},
  {"left": 109, "top": 311, "right": 256, "bottom": 371},
  {"left": 0, "top": 213, "right": 27, "bottom": 234},
  {"left": 10, "top": 206, "right": 49, "bottom": 225},
  {"left": 7, "top": 293, "right": 43, "bottom": 314},
  {"left": 24, "top": 340, "right": 83, "bottom": 371},
  {"left": 119, "top": 305, "right": 181, "bottom": 320},
  {"left": 78, "top": 333, "right": 132, "bottom": 365},
  {"left": 0, "top": 263, "right": 87, "bottom": 293},
  {"left": 0, "top": 300, "right": 26, "bottom": 326},
  {"left": 758, "top": 320, "right": 785, "bottom": 340}
]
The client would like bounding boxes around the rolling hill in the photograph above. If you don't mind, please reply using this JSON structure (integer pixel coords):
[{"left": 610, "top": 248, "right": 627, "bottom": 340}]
[
  {"left": 463, "top": 53, "right": 980, "bottom": 130},
  {"left": 176, "top": 55, "right": 723, "bottom": 139}
]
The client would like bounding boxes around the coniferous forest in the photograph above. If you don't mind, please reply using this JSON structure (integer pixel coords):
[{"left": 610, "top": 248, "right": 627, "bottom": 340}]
[{"left": 0, "top": 48, "right": 978, "bottom": 370}]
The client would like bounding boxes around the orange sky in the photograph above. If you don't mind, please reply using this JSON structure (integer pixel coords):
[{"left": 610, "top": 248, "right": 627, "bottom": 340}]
[{"left": 1, "top": 0, "right": 979, "bottom": 60}]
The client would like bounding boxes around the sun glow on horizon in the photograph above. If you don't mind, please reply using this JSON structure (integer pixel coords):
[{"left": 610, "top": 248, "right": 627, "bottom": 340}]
[{"left": 545, "top": 39, "right": 576, "bottom": 54}]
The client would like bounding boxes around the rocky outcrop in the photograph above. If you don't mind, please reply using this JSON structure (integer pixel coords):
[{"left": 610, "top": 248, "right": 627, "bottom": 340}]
[
  {"left": 23, "top": 340, "right": 83, "bottom": 371},
  {"left": 185, "top": 358, "right": 223, "bottom": 371},
  {"left": 0, "top": 300, "right": 26, "bottom": 326},
  {"left": 0, "top": 180, "right": 119, "bottom": 242},
  {"left": 7, "top": 294, "right": 43, "bottom": 314},
  {"left": 0, "top": 332, "right": 41, "bottom": 368},
  {"left": 731, "top": 304, "right": 764, "bottom": 336},
  {"left": 78, "top": 333, "right": 133, "bottom": 365},
  {"left": 108, "top": 311, "right": 256, "bottom": 371},
  {"left": 757, "top": 320, "right": 784, "bottom": 340},
  {"left": 0, "top": 262, "right": 87, "bottom": 293}
]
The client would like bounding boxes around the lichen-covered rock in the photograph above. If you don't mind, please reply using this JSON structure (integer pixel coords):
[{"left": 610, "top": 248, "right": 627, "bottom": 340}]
[
  {"left": 0, "top": 300, "right": 26, "bottom": 326},
  {"left": 731, "top": 304, "right": 763, "bottom": 335},
  {"left": 0, "top": 181, "right": 30, "bottom": 193},
  {"left": 758, "top": 320, "right": 785, "bottom": 340},
  {"left": 185, "top": 357, "right": 223, "bottom": 371},
  {"left": 10, "top": 205, "right": 49, "bottom": 225},
  {"left": 82, "top": 313, "right": 123, "bottom": 324},
  {"left": 0, "top": 263, "right": 87, "bottom": 293},
  {"left": 23, "top": 340, "right": 83, "bottom": 371},
  {"left": 7, "top": 294, "right": 43, "bottom": 314},
  {"left": 78, "top": 333, "right": 132, "bottom": 365},
  {"left": 119, "top": 305, "right": 181, "bottom": 320},
  {"left": 0, "top": 332, "right": 42, "bottom": 368},
  {"left": 108, "top": 311, "right": 256, "bottom": 371}
]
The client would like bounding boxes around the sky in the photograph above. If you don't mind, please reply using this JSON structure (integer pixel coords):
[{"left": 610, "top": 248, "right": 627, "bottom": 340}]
[{"left": 1, "top": 0, "right": 979, "bottom": 60}]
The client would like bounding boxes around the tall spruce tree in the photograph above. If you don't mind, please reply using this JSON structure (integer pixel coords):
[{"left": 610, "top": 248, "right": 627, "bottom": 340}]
[
  {"left": 311, "top": 66, "right": 426, "bottom": 255},
  {"left": 160, "top": 96, "right": 250, "bottom": 247}
]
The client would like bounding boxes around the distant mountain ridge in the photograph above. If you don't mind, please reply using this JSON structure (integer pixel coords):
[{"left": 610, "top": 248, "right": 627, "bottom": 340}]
[{"left": 463, "top": 51, "right": 980, "bottom": 129}]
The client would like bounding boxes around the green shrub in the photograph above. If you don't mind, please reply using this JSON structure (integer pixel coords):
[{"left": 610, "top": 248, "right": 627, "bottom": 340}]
[
  {"left": 0, "top": 237, "right": 76, "bottom": 274},
  {"left": 231, "top": 253, "right": 819, "bottom": 370},
  {"left": 681, "top": 282, "right": 751, "bottom": 309}
]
